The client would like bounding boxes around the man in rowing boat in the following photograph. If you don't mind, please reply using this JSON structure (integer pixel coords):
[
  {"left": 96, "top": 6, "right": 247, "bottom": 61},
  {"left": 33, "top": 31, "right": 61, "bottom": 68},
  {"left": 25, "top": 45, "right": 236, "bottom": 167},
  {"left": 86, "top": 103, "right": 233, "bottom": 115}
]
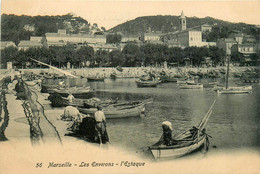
[
  {"left": 161, "top": 121, "right": 174, "bottom": 146},
  {"left": 94, "top": 105, "right": 108, "bottom": 145}
]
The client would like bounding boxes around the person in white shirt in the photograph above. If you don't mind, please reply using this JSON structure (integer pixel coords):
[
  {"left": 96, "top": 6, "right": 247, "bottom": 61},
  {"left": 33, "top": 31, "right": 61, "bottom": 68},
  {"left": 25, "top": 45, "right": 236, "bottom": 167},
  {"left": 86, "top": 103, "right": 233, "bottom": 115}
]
[
  {"left": 94, "top": 105, "right": 107, "bottom": 145},
  {"left": 67, "top": 93, "right": 75, "bottom": 103}
]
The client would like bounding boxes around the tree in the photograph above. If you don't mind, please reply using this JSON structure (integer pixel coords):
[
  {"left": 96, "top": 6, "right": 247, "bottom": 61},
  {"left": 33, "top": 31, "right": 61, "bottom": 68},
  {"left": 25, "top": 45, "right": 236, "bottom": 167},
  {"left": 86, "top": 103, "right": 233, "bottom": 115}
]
[
  {"left": 106, "top": 34, "right": 122, "bottom": 44},
  {"left": 75, "top": 46, "right": 94, "bottom": 67},
  {"left": 168, "top": 47, "right": 185, "bottom": 65},
  {"left": 94, "top": 50, "right": 110, "bottom": 67},
  {"left": 208, "top": 46, "right": 225, "bottom": 65},
  {"left": 122, "top": 43, "right": 141, "bottom": 67},
  {"left": 231, "top": 45, "right": 243, "bottom": 62},
  {"left": 109, "top": 50, "right": 125, "bottom": 67},
  {"left": 0, "top": 46, "right": 18, "bottom": 68},
  {"left": 101, "top": 27, "right": 106, "bottom": 32}
]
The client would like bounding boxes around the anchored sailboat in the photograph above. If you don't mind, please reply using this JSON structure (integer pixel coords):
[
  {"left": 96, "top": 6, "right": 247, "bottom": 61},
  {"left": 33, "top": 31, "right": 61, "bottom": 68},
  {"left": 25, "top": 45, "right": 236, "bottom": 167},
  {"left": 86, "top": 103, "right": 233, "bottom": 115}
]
[
  {"left": 30, "top": 58, "right": 94, "bottom": 98},
  {"left": 217, "top": 56, "right": 252, "bottom": 94}
]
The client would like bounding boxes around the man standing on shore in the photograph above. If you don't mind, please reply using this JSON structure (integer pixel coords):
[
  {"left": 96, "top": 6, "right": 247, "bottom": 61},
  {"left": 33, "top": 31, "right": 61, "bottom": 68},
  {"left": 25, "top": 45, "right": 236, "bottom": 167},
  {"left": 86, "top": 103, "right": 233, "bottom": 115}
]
[{"left": 94, "top": 105, "right": 108, "bottom": 145}]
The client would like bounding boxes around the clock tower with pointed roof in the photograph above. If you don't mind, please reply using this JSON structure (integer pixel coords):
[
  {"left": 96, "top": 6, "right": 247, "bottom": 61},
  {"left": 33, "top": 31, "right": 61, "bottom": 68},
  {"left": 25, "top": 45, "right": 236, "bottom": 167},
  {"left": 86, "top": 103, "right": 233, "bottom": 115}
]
[{"left": 179, "top": 10, "right": 186, "bottom": 31}]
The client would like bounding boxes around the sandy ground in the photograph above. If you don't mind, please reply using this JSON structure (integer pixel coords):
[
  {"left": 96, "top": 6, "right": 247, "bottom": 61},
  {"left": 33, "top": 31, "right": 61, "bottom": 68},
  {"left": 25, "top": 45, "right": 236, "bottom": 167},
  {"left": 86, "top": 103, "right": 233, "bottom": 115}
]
[{"left": 1, "top": 80, "right": 260, "bottom": 174}]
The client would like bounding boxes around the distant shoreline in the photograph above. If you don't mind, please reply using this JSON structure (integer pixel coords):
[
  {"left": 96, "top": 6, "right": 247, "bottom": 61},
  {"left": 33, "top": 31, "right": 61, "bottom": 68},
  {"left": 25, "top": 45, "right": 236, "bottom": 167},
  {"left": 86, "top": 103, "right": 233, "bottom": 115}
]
[{"left": 0, "top": 66, "right": 257, "bottom": 80}]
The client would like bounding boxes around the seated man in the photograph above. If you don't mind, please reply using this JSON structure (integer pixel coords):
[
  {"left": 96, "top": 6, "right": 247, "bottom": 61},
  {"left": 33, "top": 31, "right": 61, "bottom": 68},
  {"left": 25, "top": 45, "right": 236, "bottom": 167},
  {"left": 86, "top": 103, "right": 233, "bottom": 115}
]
[{"left": 161, "top": 121, "right": 173, "bottom": 146}]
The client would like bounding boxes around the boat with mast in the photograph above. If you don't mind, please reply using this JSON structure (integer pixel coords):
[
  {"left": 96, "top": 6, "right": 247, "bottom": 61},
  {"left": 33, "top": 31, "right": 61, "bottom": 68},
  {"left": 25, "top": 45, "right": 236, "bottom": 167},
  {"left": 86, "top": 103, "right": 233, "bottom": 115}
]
[
  {"left": 30, "top": 58, "right": 94, "bottom": 98},
  {"left": 217, "top": 56, "right": 252, "bottom": 94},
  {"left": 148, "top": 99, "right": 216, "bottom": 160}
]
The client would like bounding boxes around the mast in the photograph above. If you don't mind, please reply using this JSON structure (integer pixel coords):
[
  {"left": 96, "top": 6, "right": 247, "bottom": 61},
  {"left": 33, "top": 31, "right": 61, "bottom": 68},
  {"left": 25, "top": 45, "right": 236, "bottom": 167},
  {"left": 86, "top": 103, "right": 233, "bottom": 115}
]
[
  {"left": 30, "top": 58, "right": 76, "bottom": 78},
  {"left": 225, "top": 55, "right": 230, "bottom": 89}
]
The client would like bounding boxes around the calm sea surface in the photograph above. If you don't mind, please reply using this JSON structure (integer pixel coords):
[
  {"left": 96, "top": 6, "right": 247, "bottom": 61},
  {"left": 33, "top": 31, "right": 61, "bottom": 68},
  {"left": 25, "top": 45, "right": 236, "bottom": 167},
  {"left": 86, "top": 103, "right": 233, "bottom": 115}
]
[{"left": 44, "top": 78, "right": 260, "bottom": 151}]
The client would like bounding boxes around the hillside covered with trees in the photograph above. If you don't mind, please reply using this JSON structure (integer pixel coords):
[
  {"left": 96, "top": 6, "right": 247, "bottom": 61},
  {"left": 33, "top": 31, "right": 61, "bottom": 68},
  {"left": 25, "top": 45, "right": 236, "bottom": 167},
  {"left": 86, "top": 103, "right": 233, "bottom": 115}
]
[
  {"left": 1, "top": 13, "right": 106, "bottom": 45},
  {"left": 109, "top": 15, "right": 259, "bottom": 41}
]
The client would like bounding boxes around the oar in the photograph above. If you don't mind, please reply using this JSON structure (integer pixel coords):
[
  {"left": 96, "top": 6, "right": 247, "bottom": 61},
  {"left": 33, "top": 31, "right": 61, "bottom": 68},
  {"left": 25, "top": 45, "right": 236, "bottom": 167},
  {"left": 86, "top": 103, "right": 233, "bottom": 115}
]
[{"left": 198, "top": 99, "right": 216, "bottom": 129}]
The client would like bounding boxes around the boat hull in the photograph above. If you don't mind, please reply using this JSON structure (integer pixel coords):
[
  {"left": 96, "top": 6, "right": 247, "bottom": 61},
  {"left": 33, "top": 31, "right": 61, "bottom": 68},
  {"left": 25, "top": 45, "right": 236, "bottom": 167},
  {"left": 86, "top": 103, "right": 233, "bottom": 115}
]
[
  {"left": 53, "top": 87, "right": 94, "bottom": 98},
  {"left": 179, "top": 84, "right": 203, "bottom": 89},
  {"left": 149, "top": 135, "right": 206, "bottom": 159},
  {"left": 217, "top": 85, "right": 253, "bottom": 94},
  {"left": 217, "top": 89, "right": 252, "bottom": 94},
  {"left": 136, "top": 80, "right": 160, "bottom": 87},
  {"left": 78, "top": 104, "right": 145, "bottom": 119},
  {"left": 87, "top": 77, "right": 105, "bottom": 81}
]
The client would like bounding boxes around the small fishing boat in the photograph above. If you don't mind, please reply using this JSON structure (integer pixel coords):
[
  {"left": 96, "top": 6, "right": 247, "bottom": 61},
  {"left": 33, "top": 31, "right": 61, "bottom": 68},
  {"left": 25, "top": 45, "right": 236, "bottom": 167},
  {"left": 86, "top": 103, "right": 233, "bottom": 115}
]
[
  {"left": 52, "top": 87, "right": 94, "bottom": 98},
  {"left": 78, "top": 98, "right": 153, "bottom": 119},
  {"left": 43, "top": 74, "right": 54, "bottom": 79},
  {"left": 217, "top": 88, "right": 252, "bottom": 94},
  {"left": 41, "top": 84, "right": 59, "bottom": 93},
  {"left": 179, "top": 83, "right": 203, "bottom": 89},
  {"left": 177, "top": 79, "right": 195, "bottom": 85},
  {"left": 110, "top": 73, "right": 117, "bottom": 79},
  {"left": 135, "top": 79, "right": 160, "bottom": 87},
  {"left": 87, "top": 76, "right": 105, "bottom": 81},
  {"left": 148, "top": 100, "right": 216, "bottom": 160},
  {"left": 160, "top": 75, "right": 180, "bottom": 83},
  {"left": 202, "top": 82, "right": 218, "bottom": 88},
  {"left": 217, "top": 56, "right": 252, "bottom": 94},
  {"left": 48, "top": 93, "right": 116, "bottom": 107},
  {"left": 116, "top": 66, "right": 123, "bottom": 72}
]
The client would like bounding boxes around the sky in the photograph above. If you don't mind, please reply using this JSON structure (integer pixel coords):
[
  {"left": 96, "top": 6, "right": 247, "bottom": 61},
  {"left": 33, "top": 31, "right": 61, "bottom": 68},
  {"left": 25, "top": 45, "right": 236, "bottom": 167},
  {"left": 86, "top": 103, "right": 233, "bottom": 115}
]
[{"left": 1, "top": 0, "right": 260, "bottom": 30}]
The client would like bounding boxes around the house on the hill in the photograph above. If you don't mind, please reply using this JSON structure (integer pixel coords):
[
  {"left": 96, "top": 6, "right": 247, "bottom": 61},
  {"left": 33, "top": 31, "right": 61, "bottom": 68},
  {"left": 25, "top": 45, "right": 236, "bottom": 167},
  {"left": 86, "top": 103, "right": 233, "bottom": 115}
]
[
  {"left": 161, "top": 29, "right": 204, "bottom": 47},
  {"left": 191, "top": 24, "right": 212, "bottom": 32},
  {"left": 88, "top": 43, "right": 119, "bottom": 52},
  {"left": 217, "top": 38, "right": 238, "bottom": 55},
  {"left": 121, "top": 36, "right": 141, "bottom": 43},
  {"left": 161, "top": 11, "right": 215, "bottom": 48},
  {"left": 45, "top": 29, "right": 106, "bottom": 47},
  {"left": 0, "top": 41, "right": 16, "bottom": 50},
  {"left": 18, "top": 41, "right": 43, "bottom": 50},
  {"left": 243, "top": 35, "right": 257, "bottom": 43},
  {"left": 23, "top": 24, "right": 35, "bottom": 32},
  {"left": 140, "top": 32, "right": 163, "bottom": 43}
]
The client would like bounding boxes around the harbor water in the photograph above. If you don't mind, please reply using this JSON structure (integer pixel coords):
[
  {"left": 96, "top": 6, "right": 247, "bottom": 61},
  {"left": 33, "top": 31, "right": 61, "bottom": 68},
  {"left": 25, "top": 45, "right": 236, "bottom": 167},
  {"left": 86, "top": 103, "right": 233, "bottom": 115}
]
[{"left": 43, "top": 78, "right": 260, "bottom": 152}]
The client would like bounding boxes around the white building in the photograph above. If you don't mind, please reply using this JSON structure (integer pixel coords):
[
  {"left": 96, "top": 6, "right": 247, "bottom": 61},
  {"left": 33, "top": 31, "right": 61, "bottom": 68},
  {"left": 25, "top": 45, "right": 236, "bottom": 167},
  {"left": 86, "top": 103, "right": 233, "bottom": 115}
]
[
  {"left": 45, "top": 29, "right": 106, "bottom": 47},
  {"left": 18, "top": 41, "right": 43, "bottom": 50},
  {"left": 0, "top": 41, "right": 16, "bottom": 50}
]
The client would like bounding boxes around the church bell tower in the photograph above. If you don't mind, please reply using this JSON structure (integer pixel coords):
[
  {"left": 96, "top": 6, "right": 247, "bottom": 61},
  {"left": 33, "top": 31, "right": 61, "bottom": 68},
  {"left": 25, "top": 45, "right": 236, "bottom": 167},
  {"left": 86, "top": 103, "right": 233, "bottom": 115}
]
[{"left": 179, "top": 10, "right": 186, "bottom": 31}]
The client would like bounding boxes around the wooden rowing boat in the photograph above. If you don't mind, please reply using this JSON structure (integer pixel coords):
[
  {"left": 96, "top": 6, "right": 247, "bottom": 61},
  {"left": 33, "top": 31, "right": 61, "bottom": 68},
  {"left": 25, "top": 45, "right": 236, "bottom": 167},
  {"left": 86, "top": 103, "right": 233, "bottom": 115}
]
[
  {"left": 52, "top": 87, "right": 94, "bottom": 98},
  {"left": 87, "top": 77, "right": 105, "bottom": 81},
  {"left": 179, "top": 83, "right": 203, "bottom": 89},
  {"left": 202, "top": 82, "right": 218, "bottom": 88},
  {"left": 148, "top": 99, "right": 216, "bottom": 160},
  {"left": 78, "top": 98, "right": 153, "bottom": 119},
  {"left": 177, "top": 79, "right": 195, "bottom": 85},
  {"left": 135, "top": 79, "right": 160, "bottom": 87}
]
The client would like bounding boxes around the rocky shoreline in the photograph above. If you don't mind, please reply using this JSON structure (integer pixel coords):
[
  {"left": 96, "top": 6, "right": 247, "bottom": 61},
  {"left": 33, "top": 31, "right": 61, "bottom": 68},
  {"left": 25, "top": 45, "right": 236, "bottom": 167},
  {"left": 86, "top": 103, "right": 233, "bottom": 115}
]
[{"left": 0, "top": 66, "right": 258, "bottom": 79}]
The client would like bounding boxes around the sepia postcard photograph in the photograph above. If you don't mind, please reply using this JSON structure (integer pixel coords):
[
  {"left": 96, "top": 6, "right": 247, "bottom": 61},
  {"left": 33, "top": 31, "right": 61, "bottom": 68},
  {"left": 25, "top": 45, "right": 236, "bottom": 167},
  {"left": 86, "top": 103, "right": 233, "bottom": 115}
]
[{"left": 0, "top": 0, "right": 260, "bottom": 173}]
